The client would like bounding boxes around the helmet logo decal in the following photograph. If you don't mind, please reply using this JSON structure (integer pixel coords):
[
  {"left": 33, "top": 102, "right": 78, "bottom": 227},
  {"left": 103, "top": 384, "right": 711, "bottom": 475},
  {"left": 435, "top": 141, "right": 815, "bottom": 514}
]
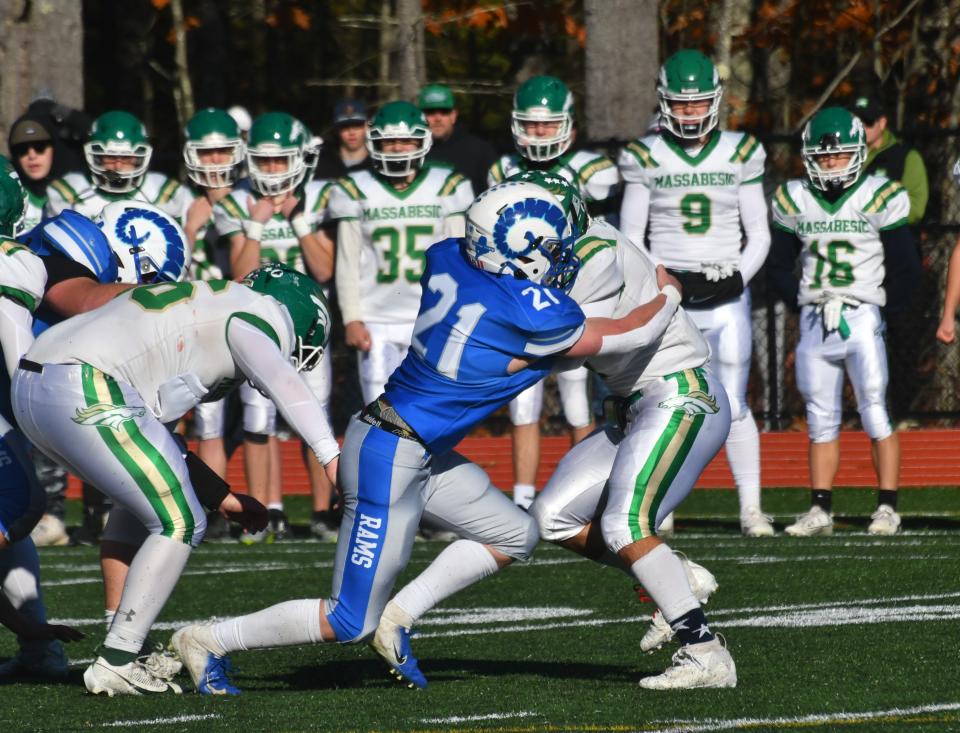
[{"left": 492, "top": 198, "right": 566, "bottom": 258}]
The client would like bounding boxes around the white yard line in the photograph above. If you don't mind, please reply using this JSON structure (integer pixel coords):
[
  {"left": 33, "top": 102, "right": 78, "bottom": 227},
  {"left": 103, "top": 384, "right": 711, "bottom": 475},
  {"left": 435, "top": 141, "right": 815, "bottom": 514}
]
[
  {"left": 421, "top": 711, "right": 537, "bottom": 724},
  {"left": 642, "top": 702, "right": 960, "bottom": 733},
  {"left": 100, "top": 713, "right": 220, "bottom": 728}
]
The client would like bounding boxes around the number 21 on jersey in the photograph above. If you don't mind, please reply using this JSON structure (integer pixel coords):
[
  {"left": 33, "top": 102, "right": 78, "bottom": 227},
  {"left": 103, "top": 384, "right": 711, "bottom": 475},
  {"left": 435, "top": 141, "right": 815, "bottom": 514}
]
[{"left": 410, "top": 273, "right": 486, "bottom": 380}]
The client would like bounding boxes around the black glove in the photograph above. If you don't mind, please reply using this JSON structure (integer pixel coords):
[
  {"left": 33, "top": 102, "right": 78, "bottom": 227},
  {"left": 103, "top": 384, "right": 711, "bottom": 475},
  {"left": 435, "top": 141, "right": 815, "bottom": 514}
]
[{"left": 668, "top": 269, "right": 744, "bottom": 309}]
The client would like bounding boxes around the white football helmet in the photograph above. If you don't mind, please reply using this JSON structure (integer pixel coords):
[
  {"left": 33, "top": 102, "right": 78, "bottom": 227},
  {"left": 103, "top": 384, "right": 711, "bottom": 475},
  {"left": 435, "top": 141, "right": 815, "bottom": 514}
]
[
  {"left": 96, "top": 202, "right": 191, "bottom": 284},
  {"left": 464, "top": 181, "right": 580, "bottom": 292}
]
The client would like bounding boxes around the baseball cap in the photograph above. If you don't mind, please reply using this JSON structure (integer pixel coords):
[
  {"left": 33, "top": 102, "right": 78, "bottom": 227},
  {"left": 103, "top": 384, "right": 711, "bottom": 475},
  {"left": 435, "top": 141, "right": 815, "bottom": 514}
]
[
  {"left": 849, "top": 95, "right": 884, "bottom": 125},
  {"left": 418, "top": 84, "right": 455, "bottom": 111},
  {"left": 10, "top": 119, "right": 52, "bottom": 147},
  {"left": 333, "top": 99, "right": 367, "bottom": 127}
]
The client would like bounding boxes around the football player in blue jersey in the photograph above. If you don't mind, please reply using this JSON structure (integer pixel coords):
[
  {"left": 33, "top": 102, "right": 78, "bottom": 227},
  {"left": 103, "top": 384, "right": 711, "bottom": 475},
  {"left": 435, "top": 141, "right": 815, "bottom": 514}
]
[{"left": 172, "top": 181, "right": 687, "bottom": 695}]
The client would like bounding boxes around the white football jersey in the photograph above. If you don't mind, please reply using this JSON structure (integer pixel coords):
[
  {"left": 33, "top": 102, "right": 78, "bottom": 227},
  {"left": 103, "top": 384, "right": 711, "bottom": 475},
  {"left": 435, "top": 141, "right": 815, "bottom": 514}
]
[
  {"left": 585, "top": 229, "right": 710, "bottom": 396},
  {"left": 771, "top": 174, "right": 909, "bottom": 307},
  {"left": 22, "top": 190, "right": 45, "bottom": 234},
  {"left": 327, "top": 163, "right": 473, "bottom": 324},
  {"left": 618, "top": 130, "right": 765, "bottom": 270},
  {"left": 26, "top": 280, "right": 293, "bottom": 422},
  {"left": 0, "top": 238, "right": 47, "bottom": 313},
  {"left": 45, "top": 171, "right": 192, "bottom": 223},
  {"left": 569, "top": 219, "right": 625, "bottom": 313},
  {"left": 487, "top": 150, "right": 620, "bottom": 203}
]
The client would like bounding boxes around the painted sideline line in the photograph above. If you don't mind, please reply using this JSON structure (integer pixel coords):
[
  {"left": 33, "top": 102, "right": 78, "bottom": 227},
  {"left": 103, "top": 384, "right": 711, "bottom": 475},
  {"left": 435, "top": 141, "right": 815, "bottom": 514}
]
[
  {"left": 642, "top": 702, "right": 960, "bottom": 733},
  {"left": 421, "top": 711, "right": 537, "bottom": 724},
  {"left": 101, "top": 714, "right": 220, "bottom": 728}
]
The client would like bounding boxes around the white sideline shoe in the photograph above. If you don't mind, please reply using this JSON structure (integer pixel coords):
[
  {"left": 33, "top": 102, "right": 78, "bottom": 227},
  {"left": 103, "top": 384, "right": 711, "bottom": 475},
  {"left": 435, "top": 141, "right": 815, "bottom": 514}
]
[
  {"left": 639, "top": 635, "right": 737, "bottom": 690},
  {"left": 657, "top": 512, "right": 675, "bottom": 538},
  {"left": 31, "top": 514, "right": 69, "bottom": 547},
  {"left": 640, "top": 553, "right": 718, "bottom": 653},
  {"left": 83, "top": 656, "right": 181, "bottom": 696},
  {"left": 867, "top": 504, "right": 901, "bottom": 535},
  {"left": 741, "top": 506, "right": 775, "bottom": 537},
  {"left": 785, "top": 505, "right": 833, "bottom": 537}
]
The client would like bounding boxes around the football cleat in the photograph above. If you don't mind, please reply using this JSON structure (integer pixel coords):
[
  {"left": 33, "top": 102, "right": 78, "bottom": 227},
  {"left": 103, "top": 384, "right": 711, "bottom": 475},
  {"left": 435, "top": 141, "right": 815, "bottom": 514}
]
[
  {"left": 138, "top": 637, "right": 183, "bottom": 681},
  {"left": 740, "top": 506, "right": 775, "bottom": 537},
  {"left": 170, "top": 624, "right": 240, "bottom": 696},
  {"left": 0, "top": 641, "right": 68, "bottom": 679},
  {"left": 31, "top": 514, "right": 69, "bottom": 547},
  {"left": 640, "top": 553, "right": 718, "bottom": 653},
  {"left": 370, "top": 601, "right": 427, "bottom": 690},
  {"left": 867, "top": 504, "right": 901, "bottom": 536},
  {"left": 239, "top": 527, "right": 274, "bottom": 545},
  {"left": 639, "top": 635, "right": 737, "bottom": 690},
  {"left": 83, "top": 656, "right": 182, "bottom": 696},
  {"left": 310, "top": 511, "right": 339, "bottom": 542},
  {"left": 785, "top": 505, "right": 833, "bottom": 537},
  {"left": 268, "top": 509, "right": 289, "bottom": 541}
]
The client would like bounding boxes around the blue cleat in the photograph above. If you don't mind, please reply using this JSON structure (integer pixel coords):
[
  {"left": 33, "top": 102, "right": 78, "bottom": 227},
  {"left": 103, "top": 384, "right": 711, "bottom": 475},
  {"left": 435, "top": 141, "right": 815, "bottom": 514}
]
[
  {"left": 170, "top": 625, "right": 241, "bottom": 696},
  {"left": 370, "top": 601, "right": 427, "bottom": 689}
]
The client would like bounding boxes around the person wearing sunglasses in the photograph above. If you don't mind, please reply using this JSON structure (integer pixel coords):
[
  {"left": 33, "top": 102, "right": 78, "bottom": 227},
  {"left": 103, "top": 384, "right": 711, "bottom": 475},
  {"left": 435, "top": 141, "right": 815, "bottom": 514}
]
[{"left": 7, "top": 116, "right": 58, "bottom": 233}]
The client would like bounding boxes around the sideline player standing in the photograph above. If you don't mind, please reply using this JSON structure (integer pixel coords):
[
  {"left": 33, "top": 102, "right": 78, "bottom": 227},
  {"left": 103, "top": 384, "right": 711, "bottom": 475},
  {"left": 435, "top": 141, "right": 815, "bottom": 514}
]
[
  {"left": 619, "top": 50, "right": 773, "bottom": 537},
  {"left": 767, "top": 107, "right": 920, "bottom": 536},
  {"left": 330, "top": 100, "right": 473, "bottom": 405},
  {"left": 488, "top": 75, "right": 621, "bottom": 509},
  {"left": 171, "top": 181, "right": 690, "bottom": 695}
]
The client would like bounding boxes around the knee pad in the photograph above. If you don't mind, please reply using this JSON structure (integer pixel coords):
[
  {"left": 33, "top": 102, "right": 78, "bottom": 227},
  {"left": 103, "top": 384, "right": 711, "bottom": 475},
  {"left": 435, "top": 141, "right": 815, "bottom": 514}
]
[
  {"left": 859, "top": 402, "right": 893, "bottom": 441},
  {"left": 530, "top": 494, "right": 586, "bottom": 544},
  {"left": 509, "top": 383, "right": 543, "bottom": 426},
  {"left": 806, "top": 405, "right": 841, "bottom": 443},
  {"left": 193, "top": 401, "right": 225, "bottom": 441}
]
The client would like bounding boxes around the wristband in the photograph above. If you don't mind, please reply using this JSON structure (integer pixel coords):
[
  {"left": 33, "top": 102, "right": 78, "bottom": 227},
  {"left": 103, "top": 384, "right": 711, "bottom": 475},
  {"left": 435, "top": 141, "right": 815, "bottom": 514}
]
[
  {"left": 244, "top": 220, "right": 264, "bottom": 242},
  {"left": 291, "top": 213, "right": 311, "bottom": 240},
  {"left": 660, "top": 284, "right": 681, "bottom": 306}
]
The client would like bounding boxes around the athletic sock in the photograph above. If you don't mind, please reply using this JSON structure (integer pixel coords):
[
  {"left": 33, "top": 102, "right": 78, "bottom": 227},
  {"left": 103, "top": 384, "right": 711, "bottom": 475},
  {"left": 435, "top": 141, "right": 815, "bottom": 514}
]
[
  {"left": 104, "top": 609, "right": 116, "bottom": 630},
  {"left": 877, "top": 489, "right": 898, "bottom": 510},
  {"left": 213, "top": 598, "right": 322, "bottom": 653},
  {"left": 669, "top": 606, "right": 715, "bottom": 646},
  {"left": 392, "top": 539, "right": 500, "bottom": 622},
  {"left": 812, "top": 489, "right": 832, "bottom": 512},
  {"left": 103, "top": 534, "right": 191, "bottom": 656},
  {"left": 267, "top": 502, "right": 284, "bottom": 512},
  {"left": 726, "top": 414, "right": 761, "bottom": 511},
  {"left": 628, "top": 544, "right": 699, "bottom": 623}
]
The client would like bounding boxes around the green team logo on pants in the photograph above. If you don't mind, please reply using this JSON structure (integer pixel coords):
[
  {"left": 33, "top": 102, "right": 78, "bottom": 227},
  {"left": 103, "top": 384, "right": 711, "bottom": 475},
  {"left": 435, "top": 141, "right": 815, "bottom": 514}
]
[{"left": 72, "top": 403, "right": 146, "bottom": 431}]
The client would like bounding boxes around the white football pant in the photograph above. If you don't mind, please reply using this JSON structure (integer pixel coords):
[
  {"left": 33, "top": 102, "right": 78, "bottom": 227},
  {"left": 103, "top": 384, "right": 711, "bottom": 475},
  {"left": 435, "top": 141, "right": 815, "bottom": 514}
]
[
  {"left": 358, "top": 322, "right": 415, "bottom": 406},
  {"left": 509, "top": 367, "right": 592, "bottom": 429}
]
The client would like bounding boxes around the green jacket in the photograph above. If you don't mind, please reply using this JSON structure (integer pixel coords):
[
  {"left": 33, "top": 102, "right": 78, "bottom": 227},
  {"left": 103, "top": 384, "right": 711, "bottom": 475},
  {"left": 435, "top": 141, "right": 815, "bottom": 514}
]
[{"left": 863, "top": 129, "right": 928, "bottom": 225}]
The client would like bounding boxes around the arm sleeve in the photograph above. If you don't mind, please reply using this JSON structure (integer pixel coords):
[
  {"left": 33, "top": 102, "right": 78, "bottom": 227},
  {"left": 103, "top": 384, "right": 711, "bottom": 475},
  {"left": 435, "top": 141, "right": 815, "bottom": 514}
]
[
  {"left": 902, "top": 149, "right": 929, "bottom": 225},
  {"left": 0, "top": 299, "right": 35, "bottom": 378},
  {"left": 334, "top": 218, "right": 364, "bottom": 323},
  {"left": 40, "top": 252, "right": 97, "bottom": 288},
  {"left": 227, "top": 318, "right": 340, "bottom": 465},
  {"left": 597, "top": 294, "right": 679, "bottom": 355},
  {"left": 880, "top": 225, "right": 921, "bottom": 313},
  {"left": 737, "top": 183, "right": 771, "bottom": 283},
  {"left": 766, "top": 227, "right": 803, "bottom": 311},
  {"left": 619, "top": 182, "right": 650, "bottom": 250}
]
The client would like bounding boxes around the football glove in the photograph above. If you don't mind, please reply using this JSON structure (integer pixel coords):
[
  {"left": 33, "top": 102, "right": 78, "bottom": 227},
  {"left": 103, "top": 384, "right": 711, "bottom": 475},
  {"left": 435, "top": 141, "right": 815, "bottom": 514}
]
[
  {"left": 668, "top": 268, "right": 744, "bottom": 309},
  {"left": 815, "top": 291, "right": 861, "bottom": 332},
  {"left": 701, "top": 262, "right": 737, "bottom": 282}
]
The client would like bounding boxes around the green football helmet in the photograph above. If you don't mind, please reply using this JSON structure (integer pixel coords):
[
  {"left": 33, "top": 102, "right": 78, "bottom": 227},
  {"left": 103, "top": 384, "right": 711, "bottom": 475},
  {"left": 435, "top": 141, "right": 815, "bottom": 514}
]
[
  {"left": 511, "top": 75, "right": 574, "bottom": 162},
  {"left": 242, "top": 263, "right": 330, "bottom": 372},
  {"left": 84, "top": 110, "right": 153, "bottom": 193},
  {"left": 366, "top": 101, "right": 432, "bottom": 178},
  {"left": 0, "top": 173, "right": 25, "bottom": 238},
  {"left": 246, "top": 112, "right": 308, "bottom": 197},
  {"left": 183, "top": 108, "right": 244, "bottom": 189},
  {"left": 657, "top": 50, "right": 723, "bottom": 139},
  {"left": 801, "top": 107, "right": 866, "bottom": 190},
  {"left": 507, "top": 170, "right": 589, "bottom": 240}
]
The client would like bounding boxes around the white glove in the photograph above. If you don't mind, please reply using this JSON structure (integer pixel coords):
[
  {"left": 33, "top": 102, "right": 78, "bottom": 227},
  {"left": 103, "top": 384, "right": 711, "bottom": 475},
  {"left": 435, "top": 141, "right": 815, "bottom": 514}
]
[
  {"left": 701, "top": 262, "right": 737, "bottom": 282},
  {"left": 816, "top": 291, "right": 861, "bottom": 332}
]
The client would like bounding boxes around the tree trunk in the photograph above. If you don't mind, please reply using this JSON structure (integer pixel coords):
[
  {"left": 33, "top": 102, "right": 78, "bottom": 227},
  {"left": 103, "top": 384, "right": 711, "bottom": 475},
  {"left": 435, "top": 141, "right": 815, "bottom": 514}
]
[
  {"left": 0, "top": 0, "right": 83, "bottom": 149},
  {"left": 584, "top": 0, "right": 658, "bottom": 144},
  {"left": 170, "top": 0, "right": 195, "bottom": 129},
  {"left": 393, "top": 0, "right": 424, "bottom": 102}
]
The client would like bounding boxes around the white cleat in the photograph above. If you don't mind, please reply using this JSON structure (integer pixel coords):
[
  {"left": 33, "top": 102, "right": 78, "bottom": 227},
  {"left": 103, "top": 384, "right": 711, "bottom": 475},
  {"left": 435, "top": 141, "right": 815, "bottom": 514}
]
[
  {"left": 139, "top": 638, "right": 183, "bottom": 681},
  {"left": 639, "top": 635, "right": 737, "bottom": 690},
  {"left": 656, "top": 512, "right": 675, "bottom": 538},
  {"left": 740, "top": 506, "right": 775, "bottom": 537},
  {"left": 785, "top": 505, "right": 833, "bottom": 537},
  {"left": 83, "top": 656, "right": 182, "bottom": 696},
  {"left": 640, "top": 553, "right": 718, "bottom": 653},
  {"left": 867, "top": 504, "right": 901, "bottom": 536},
  {"left": 30, "top": 514, "right": 69, "bottom": 547}
]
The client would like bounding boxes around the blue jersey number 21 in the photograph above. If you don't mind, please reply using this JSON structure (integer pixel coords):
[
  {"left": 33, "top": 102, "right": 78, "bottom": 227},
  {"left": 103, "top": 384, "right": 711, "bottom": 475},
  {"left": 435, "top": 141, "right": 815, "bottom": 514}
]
[{"left": 411, "top": 273, "right": 486, "bottom": 380}]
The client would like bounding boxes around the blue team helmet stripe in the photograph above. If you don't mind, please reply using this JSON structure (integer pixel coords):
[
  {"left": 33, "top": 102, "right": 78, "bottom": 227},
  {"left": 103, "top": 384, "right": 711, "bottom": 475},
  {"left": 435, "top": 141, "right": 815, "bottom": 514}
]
[{"left": 43, "top": 216, "right": 113, "bottom": 277}]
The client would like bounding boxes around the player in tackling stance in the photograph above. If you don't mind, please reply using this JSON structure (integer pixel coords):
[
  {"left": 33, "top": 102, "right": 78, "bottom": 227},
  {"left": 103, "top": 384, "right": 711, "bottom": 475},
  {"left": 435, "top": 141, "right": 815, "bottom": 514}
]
[{"left": 171, "top": 180, "right": 693, "bottom": 695}]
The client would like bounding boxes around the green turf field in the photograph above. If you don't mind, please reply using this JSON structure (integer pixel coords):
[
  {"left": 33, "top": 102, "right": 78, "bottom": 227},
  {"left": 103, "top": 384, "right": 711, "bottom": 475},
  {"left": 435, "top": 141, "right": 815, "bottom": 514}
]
[{"left": 2, "top": 488, "right": 959, "bottom": 733}]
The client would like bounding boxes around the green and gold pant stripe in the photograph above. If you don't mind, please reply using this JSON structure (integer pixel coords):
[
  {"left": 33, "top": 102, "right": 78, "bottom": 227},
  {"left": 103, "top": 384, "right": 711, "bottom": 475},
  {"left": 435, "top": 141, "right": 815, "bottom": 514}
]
[
  {"left": 80, "top": 364, "right": 195, "bottom": 544},
  {"left": 627, "top": 368, "right": 708, "bottom": 540}
]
